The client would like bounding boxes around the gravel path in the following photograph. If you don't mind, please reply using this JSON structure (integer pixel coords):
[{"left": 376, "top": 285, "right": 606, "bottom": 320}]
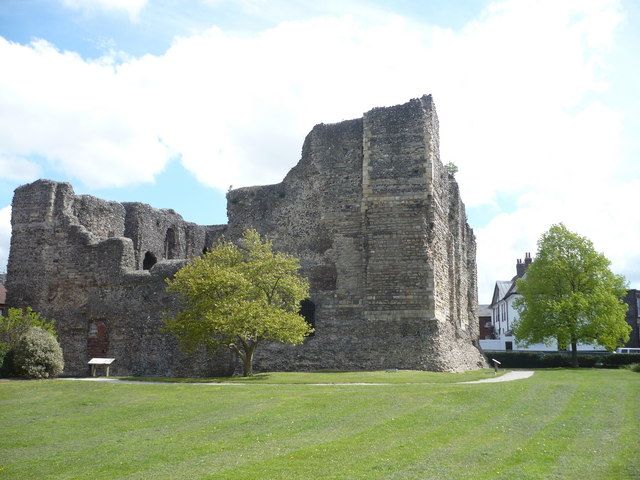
[{"left": 458, "top": 370, "right": 535, "bottom": 384}]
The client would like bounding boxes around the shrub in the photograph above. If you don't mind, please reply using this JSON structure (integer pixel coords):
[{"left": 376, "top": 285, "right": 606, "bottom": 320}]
[
  {"left": 0, "top": 308, "right": 58, "bottom": 377},
  {"left": 12, "top": 327, "right": 64, "bottom": 379},
  {"left": 600, "top": 353, "right": 640, "bottom": 367},
  {"left": 483, "top": 351, "right": 640, "bottom": 369},
  {"left": 0, "top": 342, "right": 11, "bottom": 376},
  {"left": 0, "top": 307, "right": 56, "bottom": 345}
]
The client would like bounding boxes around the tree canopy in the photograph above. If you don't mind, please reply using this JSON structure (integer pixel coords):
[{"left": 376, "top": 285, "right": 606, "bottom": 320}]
[
  {"left": 164, "top": 229, "right": 313, "bottom": 376},
  {"left": 0, "top": 307, "right": 58, "bottom": 376},
  {"left": 514, "top": 224, "right": 630, "bottom": 365}
]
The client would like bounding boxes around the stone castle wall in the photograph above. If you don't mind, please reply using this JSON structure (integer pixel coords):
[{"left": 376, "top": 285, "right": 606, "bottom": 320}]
[
  {"left": 7, "top": 181, "right": 232, "bottom": 376},
  {"left": 7, "top": 94, "right": 484, "bottom": 376}
]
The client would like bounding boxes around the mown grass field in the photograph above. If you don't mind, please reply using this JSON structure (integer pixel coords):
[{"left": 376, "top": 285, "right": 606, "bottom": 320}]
[{"left": 0, "top": 369, "right": 638, "bottom": 479}]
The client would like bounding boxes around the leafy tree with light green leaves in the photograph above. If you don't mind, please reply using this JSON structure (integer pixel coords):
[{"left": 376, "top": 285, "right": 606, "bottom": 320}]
[
  {"left": 0, "top": 307, "right": 59, "bottom": 376},
  {"left": 514, "top": 224, "right": 630, "bottom": 367},
  {"left": 164, "top": 229, "right": 313, "bottom": 376}
]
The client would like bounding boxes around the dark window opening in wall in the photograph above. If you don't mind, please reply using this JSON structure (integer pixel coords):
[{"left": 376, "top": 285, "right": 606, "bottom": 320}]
[
  {"left": 202, "top": 247, "right": 209, "bottom": 255},
  {"left": 165, "top": 227, "right": 178, "bottom": 259},
  {"left": 299, "top": 299, "right": 316, "bottom": 334},
  {"left": 505, "top": 341, "right": 513, "bottom": 351},
  {"left": 143, "top": 251, "right": 157, "bottom": 270}
]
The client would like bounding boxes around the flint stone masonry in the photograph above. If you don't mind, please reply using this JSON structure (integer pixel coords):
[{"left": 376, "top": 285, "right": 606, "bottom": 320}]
[{"left": 7, "top": 94, "right": 485, "bottom": 376}]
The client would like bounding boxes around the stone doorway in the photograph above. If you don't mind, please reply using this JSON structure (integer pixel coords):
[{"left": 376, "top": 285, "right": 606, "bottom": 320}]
[{"left": 87, "top": 320, "right": 109, "bottom": 357}]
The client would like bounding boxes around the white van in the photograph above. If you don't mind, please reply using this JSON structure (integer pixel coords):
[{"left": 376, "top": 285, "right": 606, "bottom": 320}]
[{"left": 615, "top": 347, "right": 640, "bottom": 354}]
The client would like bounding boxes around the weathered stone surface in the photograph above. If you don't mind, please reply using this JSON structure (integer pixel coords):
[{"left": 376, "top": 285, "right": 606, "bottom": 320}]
[
  {"left": 7, "top": 180, "right": 231, "bottom": 376},
  {"left": 7, "top": 94, "right": 485, "bottom": 376}
]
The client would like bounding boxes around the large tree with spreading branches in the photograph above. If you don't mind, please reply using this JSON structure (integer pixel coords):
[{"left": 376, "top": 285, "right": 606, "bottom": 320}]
[
  {"left": 514, "top": 224, "right": 630, "bottom": 366},
  {"left": 164, "top": 229, "right": 313, "bottom": 376}
]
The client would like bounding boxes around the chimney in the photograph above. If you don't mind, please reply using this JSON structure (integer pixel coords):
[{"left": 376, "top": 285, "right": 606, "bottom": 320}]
[
  {"left": 515, "top": 252, "right": 533, "bottom": 277},
  {"left": 524, "top": 252, "right": 532, "bottom": 268},
  {"left": 516, "top": 258, "right": 525, "bottom": 278}
]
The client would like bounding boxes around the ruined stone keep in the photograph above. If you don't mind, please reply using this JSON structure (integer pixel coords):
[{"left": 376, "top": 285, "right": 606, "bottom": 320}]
[{"left": 7, "top": 95, "right": 485, "bottom": 376}]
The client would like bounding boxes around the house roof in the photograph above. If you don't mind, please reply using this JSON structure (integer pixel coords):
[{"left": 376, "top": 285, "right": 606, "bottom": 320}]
[
  {"left": 478, "top": 304, "right": 492, "bottom": 317},
  {"left": 490, "top": 280, "right": 512, "bottom": 306},
  {"left": 0, "top": 283, "right": 5, "bottom": 305}
]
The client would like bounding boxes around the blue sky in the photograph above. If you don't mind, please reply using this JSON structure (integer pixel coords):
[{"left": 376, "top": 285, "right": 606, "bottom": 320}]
[{"left": 1, "top": 0, "right": 639, "bottom": 302}]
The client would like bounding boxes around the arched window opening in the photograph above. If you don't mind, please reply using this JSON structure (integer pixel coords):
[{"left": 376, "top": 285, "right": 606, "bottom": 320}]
[
  {"left": 143, "top": 251, "right": 157, "bottom": 270},
  {"left": 299, "top": 299, "right": 316, "bottom": 334},
  {"left": 164, "top": 227, "right": 178, "bottom": 259}
]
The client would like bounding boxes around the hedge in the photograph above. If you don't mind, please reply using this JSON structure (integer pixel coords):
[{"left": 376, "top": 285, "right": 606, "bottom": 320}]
[{"left": 483, "top": 351, "right": 640, "bottom": 368}]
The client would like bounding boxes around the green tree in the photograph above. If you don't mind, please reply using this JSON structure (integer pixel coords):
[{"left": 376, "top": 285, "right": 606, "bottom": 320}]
[
  {"left": 514, "top": 224, "right": 630, "bottom": 367},
  {"left": 0, "top": 307, "right": 57, "bottom": 375},
  {"left": 164, "top": 229, "right": 313, "bottom": 376}
]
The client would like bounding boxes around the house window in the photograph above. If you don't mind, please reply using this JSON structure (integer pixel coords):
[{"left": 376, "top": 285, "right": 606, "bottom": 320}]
[
  {"left": 505, "top": 341, "right": 513, "bottom": 351},
  {"left": 636, "top": 296, "right": 640, "bottom": 318}
]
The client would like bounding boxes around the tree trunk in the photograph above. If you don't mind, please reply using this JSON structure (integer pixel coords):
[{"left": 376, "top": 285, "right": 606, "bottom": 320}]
[
  {"left": 242, "top": 348, "right": 254, "bottom": 376},
  {"left": 229, "top": 339, "right": 256, "bottom": 376},
  {"left": 240, "top": 341, "right": 256, "bottom": 377},
  {"left": 571, "top": 341, "right": 578, "bottom": 368}
]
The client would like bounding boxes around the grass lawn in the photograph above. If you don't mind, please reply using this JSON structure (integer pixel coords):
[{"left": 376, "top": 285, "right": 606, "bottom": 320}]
[{"left": 0, "top": 369, "right": 638, "bottom": 479}]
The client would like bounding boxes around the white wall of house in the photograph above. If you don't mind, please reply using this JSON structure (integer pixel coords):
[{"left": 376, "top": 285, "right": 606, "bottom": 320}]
[{"left": 480, "top": 291, "right": 606, "bottom": 352}]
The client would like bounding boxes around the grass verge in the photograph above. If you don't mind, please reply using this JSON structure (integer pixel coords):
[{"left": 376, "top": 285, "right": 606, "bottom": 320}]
[{"left": 0, "top": 369, "right": 638, "bottom": 479}]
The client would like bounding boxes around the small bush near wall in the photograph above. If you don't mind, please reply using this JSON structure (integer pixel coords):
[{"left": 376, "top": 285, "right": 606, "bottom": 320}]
[
  {"left": 12, "top": 327, "right": 64, "bottom": 379},
  {"left": 1, "top": 307, "right": 60, "bottom": 378},
  {"left": 484, "top": 351, "right": 640, "bottom": 368},
  {"left": 0, "top": 343, "right": 11, "bottom": 375}
]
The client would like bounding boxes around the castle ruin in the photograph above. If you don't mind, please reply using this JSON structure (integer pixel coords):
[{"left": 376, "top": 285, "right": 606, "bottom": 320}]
[{"left": 6, "top": 94, "right": 485, "bottom": 376}]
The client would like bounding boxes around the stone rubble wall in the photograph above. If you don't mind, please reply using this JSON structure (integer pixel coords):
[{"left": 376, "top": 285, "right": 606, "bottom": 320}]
[
  {"left": 228, "top": 95, "right": 484, "bottom": 371},
  {"left": 227, "top": 117, "right": 367, "bottom": 370},
  {"left": 6, "top": 94, "right": 484, "bottom": 376},
  {"left": 7, "top": 180, "right": 232, "bottom": 377}
]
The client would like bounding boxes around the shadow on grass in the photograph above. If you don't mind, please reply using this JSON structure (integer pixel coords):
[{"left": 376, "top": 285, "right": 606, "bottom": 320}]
[{"left": 120, "top": 373, "right": 273, "bottom": 383}]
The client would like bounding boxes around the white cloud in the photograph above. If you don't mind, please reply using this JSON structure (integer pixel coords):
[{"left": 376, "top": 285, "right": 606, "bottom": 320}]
[
  {"left": 0, "top": 206, "right": 11, "bottom": 273},
  {"left": 62, "top": 0, "right": 148, "bottom": 21},
  {"left": 476, "top": 175, "right": 640, "bottom": 302},
  {"left": 0, "top": 38, "right": 170, "bottom": 188},
  {"left": 0, "top": 154, "right": 41, "bottom": 182},
  {"left": 1, "top": 0, "right": 636, "bottom": 299}
]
